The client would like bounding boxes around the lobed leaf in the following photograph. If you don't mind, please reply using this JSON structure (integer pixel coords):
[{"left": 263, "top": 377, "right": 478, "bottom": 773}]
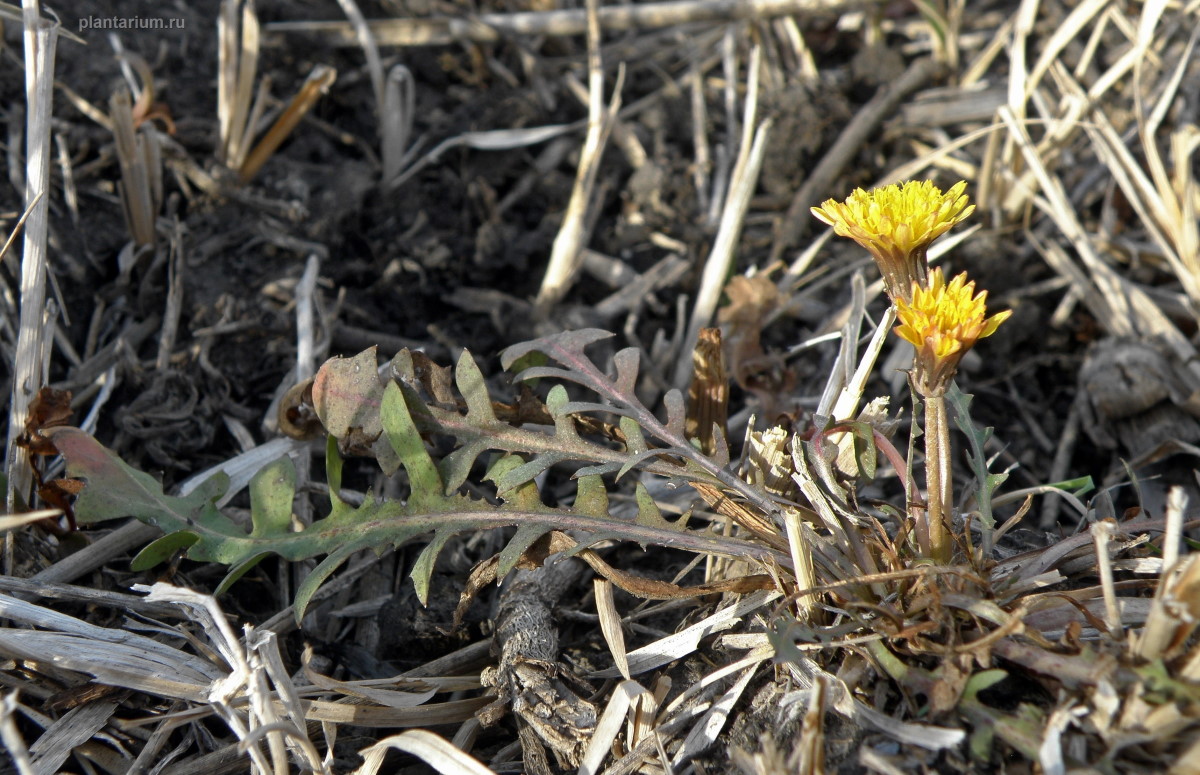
[
  {"left": 50, "top": 332, "right": 792, "bottom": 624},
  {"left": 573, "top": 474, "right": 610, "bottom": 517},
  {"left": 325, "top": 434, "right": 347, "bottom": 514},
  {"left": 455, "top": 349, "right": 500, "bottom": 425},
  {"left": 496, "top": 330, "right": 779, "bottom": 524},
  {"left": 312, "top": 347, "right": 402, "bottom": 475},
  {"left": 497, "top": 524, "right": 550, "bottom": 579},
  {"left": 500, "top": 328, "right": 615, "bottom": 372},
  {"left": 51, "top": 422, "right": 784, "bottom": 624},
  {"left": 294, "top": 544, "right": 359, "bottom": 622},
  {"left": 46, "top": 427, "right": 238, "bottom": 561}
]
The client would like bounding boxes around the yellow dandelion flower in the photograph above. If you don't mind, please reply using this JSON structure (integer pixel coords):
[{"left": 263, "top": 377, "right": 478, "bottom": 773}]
[
  {"left": 894, "top": 268, "right": 1011, "bottom": 395},
  {"left": 811, "top": 180, "right": 975, "bottom": 303}
]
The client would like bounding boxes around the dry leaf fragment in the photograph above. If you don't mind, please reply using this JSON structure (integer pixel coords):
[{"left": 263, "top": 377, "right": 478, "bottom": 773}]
[
  {"left": 686, "top": 327, "right": 729, "bottom": 455},
  {"left": 277, "top": 378, "right": 322, "bottom": 441},
  {"left": 719, "top": 275, "right": 797, "bottom": 422},
  {"left": 16, "top": 386, "right": 74, "bottom": 456}
]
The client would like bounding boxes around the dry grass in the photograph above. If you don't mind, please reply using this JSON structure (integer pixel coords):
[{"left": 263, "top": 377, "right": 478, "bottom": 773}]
[{"left": 3, "top": 0, "right": 1200, "bottom": 772}]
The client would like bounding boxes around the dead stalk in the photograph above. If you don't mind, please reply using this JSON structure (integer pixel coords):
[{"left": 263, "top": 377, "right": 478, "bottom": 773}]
[
  {"left": 263, "top": 0, "right": 859, "bottom": 48},
  {"left": 0, "top": 693, "right": 34, "bottom": 775},
  {"left": 382, "top": 65, "right": 415, "bottom": 185},
  {"left": 110, "top": 90, "right": 161, "bottom": 248},
  {"left": 217, "top": 0, "right": 260, "bottom": 169},
  {"left": 784, "top": 508, "right": 818, "bottom": 619},
  {"left": 1092, "top": 520, "right": 1122, "bottom": 639},
  {"left": 333, "top": 0, "right": 385, "bottom": 109},
  {"left": 239, "top": 66, "right": 338, "bottom": 183},
  {"left": 5, "top": 6, "right": 57, "bottom": 521},
  {"left": 535, "top": 0, "right": 615, "bottom": 312},
  {"left": 674, "top": 43, "right": 770, "bottom": 388}
]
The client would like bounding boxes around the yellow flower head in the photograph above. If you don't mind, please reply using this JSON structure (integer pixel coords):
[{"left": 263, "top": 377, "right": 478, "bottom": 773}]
[
  {"left": 894, "top": 268, "right": 1011, "bottom": 395},
  {"left": 811, "top": 180, "right": 974, "bottom": 303}
]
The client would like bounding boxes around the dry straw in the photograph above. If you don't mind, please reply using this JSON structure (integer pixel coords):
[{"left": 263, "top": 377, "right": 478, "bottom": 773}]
[{"left": 5, "top": 2, "right": 58, "bottom": 527}]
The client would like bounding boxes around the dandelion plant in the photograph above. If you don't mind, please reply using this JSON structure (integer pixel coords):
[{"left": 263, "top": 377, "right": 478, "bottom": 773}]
[{"left": 813, "top": 181, "right": 1008, "bottom": 563}]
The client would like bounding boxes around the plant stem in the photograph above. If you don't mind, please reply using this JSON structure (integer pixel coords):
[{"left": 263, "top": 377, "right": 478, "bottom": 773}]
[{"left": 924, "top": 392, "right": 953, "bottom": 563}]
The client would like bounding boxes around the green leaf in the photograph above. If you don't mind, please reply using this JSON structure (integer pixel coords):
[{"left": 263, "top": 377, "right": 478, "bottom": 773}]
[
  {"left": 294, "top": 544, "right": 357, "bottom": 623},
  {"left": 967, "top": 722, "right": 994, "bottom": 763},
  {"left": 326, "top": 434, "right": 346, "bottom": 512},
  {"left": 501, "top": 329, "right": 615, "bottom": 372},
  {"left": 545, "top": 386, "right": 582, "bottom": 441},
  {"left": 621, "top": 417, "right": 647, "bottom": 454},
  {"left": 961, "top": 669, "right": 1009, "bottom": 702},
  {"left": 912, "top": 0, "right": 947, "bottom": 46},
  {"left": 617, "top": 447, "right": 671, "bottom": 481},
  {"left": 852, "top": 425, "right": 878, "bottom": 480},
  {"left": 130, "top": 531, "right": 199, "bottom": 571},
  {"left": 314, "top": 348, "right": 404, "bottom": 477},
  {"left": 381, "top": 381, "right": 444, "bottom": 507},
  {"left": 55, "top": 427, "right": 777, "bottom": 567},
  {"left": 1045, "top": 475, "right": 1094, "bottom": 496},
  {"left": 46, "top": 427, "right": 241, "bottom": 561},
  {"left": 663, "top": 389, "right": 686, "bottom": 438},
  {"left": 456, "top": 350, "right": 499, "bottom": 425},
  {"left": 487, "top": 455, "right": 542, "bottom": 510},
  {"left": 1137, "top": 660, "right": 1200, "bottom": 703},
  {"left": 411, "top": 531, "right": 455, "bottom": 607},
  {"left": 498, "top": 524, "right": 550, "bottom": 579},
  {"left": 312, "top": 347, "right": 384, "bottom": 440},
  {"left": 946, "top": 383, "right": 1008, "bottom": 555},
  {"left": 574, "top": 474, "right": 609, "bottom": 517},
  {"left": 502, "top": 349, "right": 549, "bottom": 385},
  {"left": 215, "top": 552, "right": 273, "bottom": 596},
  {"left": 634, "top": 482, "right": 671, "bottom": 530},
  {"left": 50, "top": 328, "right": 805, "bottom": 627},
  {"left": 249, "top": 456, "right": 296, "bottom": 537}
]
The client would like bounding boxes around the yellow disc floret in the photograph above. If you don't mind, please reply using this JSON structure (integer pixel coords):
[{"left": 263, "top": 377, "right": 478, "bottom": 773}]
[
  {"left": 811, "top": 180, "right": 974, "bottom": 303},
  {"left": 893, "top": 268, "right": 1011, "bottom": 395}
]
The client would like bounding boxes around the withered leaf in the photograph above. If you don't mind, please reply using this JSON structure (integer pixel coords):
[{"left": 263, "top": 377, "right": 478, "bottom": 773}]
[
  {"left": 277, "top": 378, "right": 322, "bottom": 441},
  {"left": 453, "top": 530, "right": 776, "bottom": 630},
  {"left": 686, "top": 327, "right": 729, "bottom": 455},
  {"left": 18, "top": 387, "right": 74, "bottom": 456}
]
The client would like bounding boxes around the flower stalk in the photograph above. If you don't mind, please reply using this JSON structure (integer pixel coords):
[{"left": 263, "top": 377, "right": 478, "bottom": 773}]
[{"left": 922, "top": 390, "right": 953, "bottom": 562}]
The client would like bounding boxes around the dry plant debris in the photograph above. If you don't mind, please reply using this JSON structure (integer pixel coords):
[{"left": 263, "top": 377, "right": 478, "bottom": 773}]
[{"left": 4, "top": 0, "right": 1200, "bottom": 773}]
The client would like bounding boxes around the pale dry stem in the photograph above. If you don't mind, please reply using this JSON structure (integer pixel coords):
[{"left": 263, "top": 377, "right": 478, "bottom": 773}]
[
  {"left": 535, "top": 0, "right": 616, "bottom": 312},
  {"left": 5, "top": 6, "right": 57, "bottom": 526},
  {"left": 262, "top": 0, "right": 860, "bottom": 48}
]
